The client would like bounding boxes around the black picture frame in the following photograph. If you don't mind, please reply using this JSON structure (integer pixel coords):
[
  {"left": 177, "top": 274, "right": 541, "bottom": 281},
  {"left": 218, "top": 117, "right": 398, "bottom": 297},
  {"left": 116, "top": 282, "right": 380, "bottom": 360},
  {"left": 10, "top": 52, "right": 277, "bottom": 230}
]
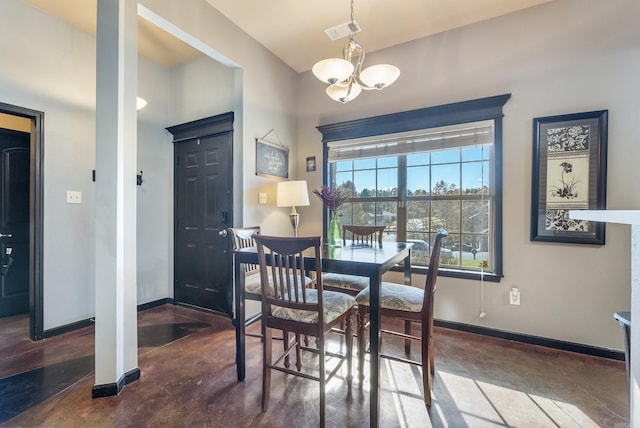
[
  {"left": 255, "top": 139, "right": 288, "bottom": 179},
  {"left": 306, "top": 156, "right": 316, "bottom": 172},
  {"left": 531, "top": 110, "right": 608, "bottom": 244}
]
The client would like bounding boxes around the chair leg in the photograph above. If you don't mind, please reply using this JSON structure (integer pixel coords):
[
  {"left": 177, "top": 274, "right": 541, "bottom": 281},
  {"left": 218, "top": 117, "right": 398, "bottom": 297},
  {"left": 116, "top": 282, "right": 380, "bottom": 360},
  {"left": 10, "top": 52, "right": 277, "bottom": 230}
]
[
  {"left": 318, "top": 332, "right": 326, "bottom": 428},
  {"left": 421, "top": 323, "right": 432, "bottom": 408},
  {"left": 295, "top": 334, "right": 303, "bottom": 371},
  {"left": 429, "top": 321, "right": 435, "bottom": 375},
  {"left": 357, "top": 306, "right": 367, "bottom": 383},
  {"left": 262, "top": 327, "right": 273, "bottom": 411},
  {"left": 345, "top": 310, "right": 354, "bottom": 391},
  {"left": 405, "top": 320, "right": 412, "bottom": 355},
  {"left": 283, "top": 330, "right": 290, "bottom": 368}
]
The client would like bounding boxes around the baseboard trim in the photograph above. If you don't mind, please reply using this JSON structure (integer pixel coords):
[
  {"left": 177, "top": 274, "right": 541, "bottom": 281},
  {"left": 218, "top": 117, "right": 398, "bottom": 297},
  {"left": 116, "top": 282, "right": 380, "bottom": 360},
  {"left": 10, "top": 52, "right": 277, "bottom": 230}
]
[
  {"left": 92, "top": 375, "right": 124, "bottom": 399},
  {"left": 43, "top": 318, "right": 94, "bottom": 338},
  {"left": 137, "top": 298, "right": 174, "bottom": 312},
  {"left": 435, "top": 319, "right": 625, "bottom": 361},
  {"left": 92, "top": 368, "right": 140, "bottom": 399},
  {"left": 43, "top": 298, "right": 175, "bottom": 338}
]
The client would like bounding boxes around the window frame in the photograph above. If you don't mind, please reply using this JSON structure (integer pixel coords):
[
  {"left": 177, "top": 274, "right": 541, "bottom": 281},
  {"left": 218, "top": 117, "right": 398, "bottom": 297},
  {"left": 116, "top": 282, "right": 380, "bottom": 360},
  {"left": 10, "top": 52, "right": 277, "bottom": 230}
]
[{"left": 317, "top": 94, "right": 511, "bottom": 282}]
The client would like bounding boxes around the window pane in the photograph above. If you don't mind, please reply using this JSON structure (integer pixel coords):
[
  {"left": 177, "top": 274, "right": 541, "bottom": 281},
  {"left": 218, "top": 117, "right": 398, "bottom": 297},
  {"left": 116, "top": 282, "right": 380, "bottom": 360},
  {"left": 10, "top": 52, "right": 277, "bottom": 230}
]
[
  {"left": 461, "top": 145, "right": 483, "bottom": 162},
  {"left": 407, "top": 201, "right": 430, "bottom": 233},
  {"left": 335, "top": 171, "right": 353, "bottom": 194},
  {"left": 335, "top": 160, "right": 352, "bottom": 172},
  {"left": 432, "top": 199, "right": 460, "bottom": 233},
  {"left": 377, "top": 202, "right": 397, "bottom": 233},
  {"left": 407, "top": 166, "right": 430, "bottom": 195},
  {"left": 377, "top": 167, "right": 398, "bottom": 197},
  {"left": 431, "top": 148, "right": 460, "bottom": 164},
  {"left": 354, "top": 158, "right": 376, "bottom": 170},
  {"left": 461, "top": 162, "right": 490, "bottom": 194},
  {"left": 377, "top": 156, "right": 397, "bottom": 168},
  {"left": 462, "top": 200, "right": 489, "bottom": 233},
  {"left": 337, "top": 203, "right": 353, "bottom": 224},
  {"left": 353, "top": 170, "right": 376, "bottom": 197},
  {"left": 432, "top": 164, "right": 460, "bottom": 194},
  {"left": 407, "top": 153, "right": 429, "bottom": 166}
]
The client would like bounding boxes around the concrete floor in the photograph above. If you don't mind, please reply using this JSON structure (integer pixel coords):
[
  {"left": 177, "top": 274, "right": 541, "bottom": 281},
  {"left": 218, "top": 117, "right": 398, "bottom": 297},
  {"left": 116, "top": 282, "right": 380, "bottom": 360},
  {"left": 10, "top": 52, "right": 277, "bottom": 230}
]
[{"left": 0, "top": 304, "right": 628, "bottom": 427}]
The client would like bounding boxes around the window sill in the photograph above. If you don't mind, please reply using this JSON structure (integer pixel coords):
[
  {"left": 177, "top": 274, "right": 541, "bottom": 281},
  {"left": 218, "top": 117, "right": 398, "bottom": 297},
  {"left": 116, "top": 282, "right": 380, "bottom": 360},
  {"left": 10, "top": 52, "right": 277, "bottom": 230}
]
[{"left": 391, "top": 265, "right": 502, "bottom": 282}]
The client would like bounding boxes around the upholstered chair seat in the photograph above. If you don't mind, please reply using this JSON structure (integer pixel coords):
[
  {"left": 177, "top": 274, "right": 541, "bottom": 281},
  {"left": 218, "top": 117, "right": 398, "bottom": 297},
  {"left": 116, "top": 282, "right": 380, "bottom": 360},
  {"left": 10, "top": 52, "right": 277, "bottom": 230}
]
[{"left": 355, "top": 281, "right": 424, "bottom": 313}]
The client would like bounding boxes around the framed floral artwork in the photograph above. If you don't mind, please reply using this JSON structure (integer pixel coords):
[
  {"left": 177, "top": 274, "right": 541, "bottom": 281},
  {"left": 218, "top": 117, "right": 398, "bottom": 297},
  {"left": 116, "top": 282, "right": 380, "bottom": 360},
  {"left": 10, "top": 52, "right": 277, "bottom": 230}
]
[{"left": 530, "top": 110, "right": 608, "bottom": 244}]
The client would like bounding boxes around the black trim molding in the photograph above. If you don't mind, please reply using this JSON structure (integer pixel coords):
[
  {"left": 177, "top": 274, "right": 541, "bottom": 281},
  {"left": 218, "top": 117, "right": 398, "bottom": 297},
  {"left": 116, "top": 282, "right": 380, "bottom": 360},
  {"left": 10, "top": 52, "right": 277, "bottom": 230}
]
[
  {"left": 317, "top": 94, "right": 512, "bottom": 143},
  {"left": 436, "top": 319, "right": 625, "bottom": 361},
  {"left": 43, "top": 318, "right": 94, "bottom": 339},
  {"left": 137, "top": 297, "right": 174, "bottom": 312},
  {"left": 43, "top": 298, "right": 176, "bottom": 338},
  {"left": 92, "top": 368, "right": 140, "bottom": 399}
]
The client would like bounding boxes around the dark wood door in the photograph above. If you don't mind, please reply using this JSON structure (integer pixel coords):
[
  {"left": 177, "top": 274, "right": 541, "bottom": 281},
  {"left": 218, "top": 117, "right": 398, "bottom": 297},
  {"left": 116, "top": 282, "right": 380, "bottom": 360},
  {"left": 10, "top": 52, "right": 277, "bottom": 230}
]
[
  {"left": 169, "top": 114, "right": 233, "bottom": 316},
  {"left": 0, "top": 129, "right": 30, "bottom": 318}
]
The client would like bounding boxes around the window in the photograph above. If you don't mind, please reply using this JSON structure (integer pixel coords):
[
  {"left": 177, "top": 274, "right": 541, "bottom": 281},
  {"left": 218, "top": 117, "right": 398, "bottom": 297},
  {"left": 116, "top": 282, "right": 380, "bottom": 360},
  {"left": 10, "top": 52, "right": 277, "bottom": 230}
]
[{"left": 318, "top": 95, "right": 510, "bottom": 280}]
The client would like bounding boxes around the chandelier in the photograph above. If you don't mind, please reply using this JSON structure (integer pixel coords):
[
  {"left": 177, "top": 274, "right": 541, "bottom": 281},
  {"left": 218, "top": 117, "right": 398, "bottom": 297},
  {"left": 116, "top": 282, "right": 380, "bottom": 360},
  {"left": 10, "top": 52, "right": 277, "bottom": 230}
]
[{"left": 312, "top": 0, "right": 400, "bottom": 104}]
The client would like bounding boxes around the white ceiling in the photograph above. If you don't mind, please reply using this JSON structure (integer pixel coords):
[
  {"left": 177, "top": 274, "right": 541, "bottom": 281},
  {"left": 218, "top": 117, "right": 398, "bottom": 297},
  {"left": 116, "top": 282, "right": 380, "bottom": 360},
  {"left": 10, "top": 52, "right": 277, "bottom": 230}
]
[{"left": 22, "top": 0, "right": 553, "bottom": 72}]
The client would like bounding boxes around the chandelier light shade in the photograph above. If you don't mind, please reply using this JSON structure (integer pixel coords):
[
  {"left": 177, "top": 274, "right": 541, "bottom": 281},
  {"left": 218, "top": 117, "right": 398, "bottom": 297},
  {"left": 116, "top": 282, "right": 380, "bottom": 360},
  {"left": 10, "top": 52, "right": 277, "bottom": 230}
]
[
  {"left": 312, "top": 0, "right": 400, "bottom": 104},
  {"left": 312, "top": 58, "right": 354, "bottom": 84}
]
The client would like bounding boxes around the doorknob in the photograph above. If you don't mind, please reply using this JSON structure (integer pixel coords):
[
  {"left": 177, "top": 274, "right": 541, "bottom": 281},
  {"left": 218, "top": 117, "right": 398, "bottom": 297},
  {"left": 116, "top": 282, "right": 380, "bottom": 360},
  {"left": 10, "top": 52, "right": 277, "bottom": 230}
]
[
  {"left": 0, "top": 233, "right": 12, "bottom": 238},
  {"left": 219, "top": 229, "right": 228, "bottom": 237}
]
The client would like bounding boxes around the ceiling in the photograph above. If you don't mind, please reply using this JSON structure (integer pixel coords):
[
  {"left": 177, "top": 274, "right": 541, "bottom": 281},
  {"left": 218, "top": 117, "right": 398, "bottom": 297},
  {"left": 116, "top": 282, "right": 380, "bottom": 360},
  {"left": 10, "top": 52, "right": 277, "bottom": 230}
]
[{"left": 22, "top": 0, "right": 553, "bottom": 72}]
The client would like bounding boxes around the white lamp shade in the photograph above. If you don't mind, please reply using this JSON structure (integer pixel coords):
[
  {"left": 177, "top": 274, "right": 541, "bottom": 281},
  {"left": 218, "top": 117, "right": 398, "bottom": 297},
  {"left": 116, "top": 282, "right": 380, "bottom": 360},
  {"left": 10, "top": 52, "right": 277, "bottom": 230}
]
[
  {"left": 276, "top": 180, "right": 310, "bottom": 207},
  {"left": 326, "top": 82, "right": 362, "bottom": 104},
  {"left": 312, "top": 58, "right": 354, "bottom": 84},
  {"left": 359, "top": 64, "right": 400, "bottom": 89}
]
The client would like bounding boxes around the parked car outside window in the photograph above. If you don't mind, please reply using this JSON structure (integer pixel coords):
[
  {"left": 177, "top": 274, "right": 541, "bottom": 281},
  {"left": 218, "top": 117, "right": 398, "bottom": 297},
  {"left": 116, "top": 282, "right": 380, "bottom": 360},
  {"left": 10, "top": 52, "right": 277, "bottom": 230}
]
[{"left": 407, "top": 239, "right": 454, "bottom": 263}]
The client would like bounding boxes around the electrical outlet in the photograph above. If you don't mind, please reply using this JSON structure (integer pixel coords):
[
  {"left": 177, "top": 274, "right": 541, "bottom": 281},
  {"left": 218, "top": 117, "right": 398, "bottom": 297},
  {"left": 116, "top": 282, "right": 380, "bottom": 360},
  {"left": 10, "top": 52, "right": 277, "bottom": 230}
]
[
  {"left": 66, "top": 191, "right": 82, "bottom": 204},
  {"left": 259, "top": 193, "right": 267, "bottom": 204},
  {"left": 510, "top": 287, "right": 520, "bottom": 305}
]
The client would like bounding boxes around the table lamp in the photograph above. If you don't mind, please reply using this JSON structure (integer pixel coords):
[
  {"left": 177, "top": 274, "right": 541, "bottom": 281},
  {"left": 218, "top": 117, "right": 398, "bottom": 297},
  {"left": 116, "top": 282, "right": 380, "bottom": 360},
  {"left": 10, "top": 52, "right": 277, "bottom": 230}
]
[{"left": 276, "top": 180, "right": 310, "bottom": 237}]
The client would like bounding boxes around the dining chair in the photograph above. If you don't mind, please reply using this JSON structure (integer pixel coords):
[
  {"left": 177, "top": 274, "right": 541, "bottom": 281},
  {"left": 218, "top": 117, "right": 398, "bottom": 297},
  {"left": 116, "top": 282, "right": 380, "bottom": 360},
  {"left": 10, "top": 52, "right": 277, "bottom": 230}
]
[
  {"left": 253, "top": 234, "right": 356, "bottom": 426},
  {"left": 229, "top": 226, "right": 313, "bottom": 344},
  {"left": 229, "top": 226, "right": 264, "bottom": 333},
  {"left": 355, "top": 229, "right": 447, "bottom": 408},
  {"left": 323, "top": 224, "right": 386, "bottom": 296}
]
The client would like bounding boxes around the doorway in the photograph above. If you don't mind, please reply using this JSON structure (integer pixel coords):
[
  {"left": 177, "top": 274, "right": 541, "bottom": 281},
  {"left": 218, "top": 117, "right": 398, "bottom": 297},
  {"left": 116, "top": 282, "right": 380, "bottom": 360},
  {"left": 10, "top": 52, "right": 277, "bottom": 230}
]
[
  {"left": 0, "top": 102, "right": 45, "bottom": 340},
  {"left": 167, "top": 112, "right": 234, "bottom": 316},
  {"left": 0, "top": 128, "right": 30, "bottom": 317}
]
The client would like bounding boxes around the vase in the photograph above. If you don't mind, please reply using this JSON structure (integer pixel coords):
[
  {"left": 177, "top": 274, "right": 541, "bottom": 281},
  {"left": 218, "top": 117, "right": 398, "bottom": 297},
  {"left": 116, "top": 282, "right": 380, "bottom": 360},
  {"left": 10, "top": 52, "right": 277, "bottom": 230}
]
[{"left": 328, "top": 213, "right": 342, "bottom": 247}]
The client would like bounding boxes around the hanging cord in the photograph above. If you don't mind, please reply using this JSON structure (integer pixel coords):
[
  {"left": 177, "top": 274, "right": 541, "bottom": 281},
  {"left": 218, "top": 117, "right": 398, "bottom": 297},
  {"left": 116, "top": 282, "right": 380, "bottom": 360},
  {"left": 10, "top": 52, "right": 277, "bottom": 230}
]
[
  {"left": 479, "top": 146, "right": 488, "bottom": 319},
  {"left": 259, "top": 128, "right": 286, "bottom": 149}
]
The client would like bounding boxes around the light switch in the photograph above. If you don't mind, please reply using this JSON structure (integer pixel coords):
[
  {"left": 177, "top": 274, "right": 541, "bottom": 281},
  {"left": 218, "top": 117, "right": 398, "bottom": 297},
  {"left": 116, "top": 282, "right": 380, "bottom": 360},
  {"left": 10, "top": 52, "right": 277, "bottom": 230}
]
[
  {"left": 66, "top": 191, "right": 82, "bottom": 204},
  {"left": 259, "top": 193, "right": 267, "bottom": 204}
]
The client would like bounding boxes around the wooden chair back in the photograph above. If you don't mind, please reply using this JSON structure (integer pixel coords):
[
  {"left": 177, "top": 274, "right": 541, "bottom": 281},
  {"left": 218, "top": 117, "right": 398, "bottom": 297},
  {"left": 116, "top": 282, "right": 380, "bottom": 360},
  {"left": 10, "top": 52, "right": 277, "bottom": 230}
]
[
  {"left": 229, "top": 226, "right": 261, "bottom": 275},
  {"left": 253, "top": 235, "right": 324, "bottom": 328},
  {"left": 422, "top": 230, "right": 447, "bottom": 325},
  {"left": 342, "top": 224, "right": 385, "bottom": 246}
]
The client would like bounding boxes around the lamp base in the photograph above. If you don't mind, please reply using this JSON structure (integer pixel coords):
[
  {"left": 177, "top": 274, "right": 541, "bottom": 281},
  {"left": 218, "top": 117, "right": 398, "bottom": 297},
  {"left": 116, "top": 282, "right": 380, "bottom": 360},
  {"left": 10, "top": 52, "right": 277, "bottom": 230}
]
[{"left": 289, "top": 208, "right": 300, "bottom": 237}]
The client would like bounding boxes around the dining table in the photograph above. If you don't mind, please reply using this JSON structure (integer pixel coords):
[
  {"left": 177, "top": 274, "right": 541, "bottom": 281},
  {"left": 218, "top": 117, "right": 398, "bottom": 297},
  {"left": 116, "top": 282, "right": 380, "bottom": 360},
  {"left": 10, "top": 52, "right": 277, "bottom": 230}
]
[{"left": 232, "top": 239, "right": 413, "bottom": 428}]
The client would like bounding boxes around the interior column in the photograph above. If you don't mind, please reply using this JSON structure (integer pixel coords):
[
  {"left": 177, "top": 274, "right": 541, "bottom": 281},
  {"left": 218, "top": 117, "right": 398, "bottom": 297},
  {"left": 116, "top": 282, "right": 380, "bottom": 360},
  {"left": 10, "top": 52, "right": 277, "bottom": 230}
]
[{"left": 92, "top": 0, "right": 139, "bottom": 397}]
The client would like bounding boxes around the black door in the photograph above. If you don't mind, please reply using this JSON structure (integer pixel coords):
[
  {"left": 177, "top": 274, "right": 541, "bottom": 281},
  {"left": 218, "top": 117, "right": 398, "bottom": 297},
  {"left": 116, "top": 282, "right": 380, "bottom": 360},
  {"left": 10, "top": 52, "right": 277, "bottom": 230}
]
[
  {"left": 0, "top": 129, "right": 30, "bottom": 318},
  {"left": 170, "top": 114, "right": 233, "bottom": 316}
]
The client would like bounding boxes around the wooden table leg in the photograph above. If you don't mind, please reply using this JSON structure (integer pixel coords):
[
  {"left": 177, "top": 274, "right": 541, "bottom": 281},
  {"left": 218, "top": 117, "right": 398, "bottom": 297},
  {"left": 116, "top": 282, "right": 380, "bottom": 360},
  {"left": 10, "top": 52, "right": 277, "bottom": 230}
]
[
  {"left": 234, "top": 254, "right": 246, "bottom": 381},
  {"left": 369, "top": 271, "right": 381, "bottom": 427}
]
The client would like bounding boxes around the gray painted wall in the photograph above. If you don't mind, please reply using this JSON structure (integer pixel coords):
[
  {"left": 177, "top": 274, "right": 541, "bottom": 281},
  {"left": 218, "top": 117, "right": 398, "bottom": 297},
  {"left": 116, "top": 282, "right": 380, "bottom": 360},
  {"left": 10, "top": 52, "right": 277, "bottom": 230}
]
[{"left": 296, "top": 0, "right": 640, "bottom": 351}]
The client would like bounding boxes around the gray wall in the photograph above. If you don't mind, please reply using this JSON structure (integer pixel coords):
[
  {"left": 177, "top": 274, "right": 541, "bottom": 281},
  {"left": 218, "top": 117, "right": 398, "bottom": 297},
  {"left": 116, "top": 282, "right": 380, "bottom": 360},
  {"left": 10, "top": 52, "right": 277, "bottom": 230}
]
[
  {"left": 296, "top": 0, "right": 640, "bottom": 351},
  {"left": 1, "top": 0, "right": 299, "bottom": 330}
]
